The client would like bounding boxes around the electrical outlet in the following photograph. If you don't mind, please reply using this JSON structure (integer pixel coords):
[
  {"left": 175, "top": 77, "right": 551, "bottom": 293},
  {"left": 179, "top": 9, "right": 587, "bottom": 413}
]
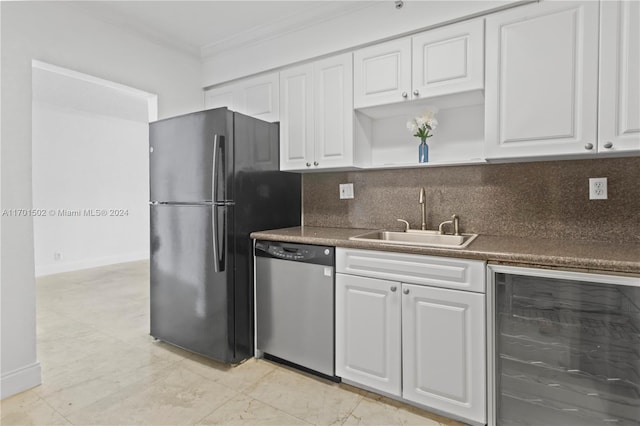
[
  {"left": 339, "top": 183, "right": 354, "bottom": 200},
  {"left": 589, "top": 177, "right": 607, "bottom": 200},
  {"left": 54, "top": 252, "right": 62, "bottom": 261}
]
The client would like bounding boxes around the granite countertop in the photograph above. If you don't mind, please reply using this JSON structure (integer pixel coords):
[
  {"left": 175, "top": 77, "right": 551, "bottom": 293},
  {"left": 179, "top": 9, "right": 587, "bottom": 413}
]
[{"left": 250, "top": 226, "right": 640, "bottom": 275}]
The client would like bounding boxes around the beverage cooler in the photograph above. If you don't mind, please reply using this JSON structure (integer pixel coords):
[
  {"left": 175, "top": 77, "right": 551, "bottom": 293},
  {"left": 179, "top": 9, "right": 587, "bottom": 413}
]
[{"left": 488, "top": 265, "right": 640, "bottom": 426}]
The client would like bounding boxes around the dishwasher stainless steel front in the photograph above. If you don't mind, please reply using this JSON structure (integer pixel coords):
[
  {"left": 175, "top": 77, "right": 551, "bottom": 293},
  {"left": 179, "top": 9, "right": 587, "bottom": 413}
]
[{"left": 254, "top": 240, "right": 336, "bottom": 379}]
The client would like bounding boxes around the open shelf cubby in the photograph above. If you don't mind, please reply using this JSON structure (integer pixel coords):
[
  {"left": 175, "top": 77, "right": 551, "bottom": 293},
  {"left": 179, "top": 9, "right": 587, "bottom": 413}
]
[{"left": 353, "top": 90, "right": 486, "bottom": 170}]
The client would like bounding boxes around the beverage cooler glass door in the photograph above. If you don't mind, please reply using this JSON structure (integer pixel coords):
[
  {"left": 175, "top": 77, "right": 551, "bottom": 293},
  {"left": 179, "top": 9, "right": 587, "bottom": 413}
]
[{"left": 488, "top": 265, "right": 640, "bottom": 426}]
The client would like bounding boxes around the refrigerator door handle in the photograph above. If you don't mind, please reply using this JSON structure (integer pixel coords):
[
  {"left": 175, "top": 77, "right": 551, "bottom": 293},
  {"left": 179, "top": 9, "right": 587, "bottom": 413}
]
[
  {"left": 212, "top": 205, "right": 226, "bottom": 273},
  {"left": 212, "top": 134, "right": 225, "bottom": 202}
]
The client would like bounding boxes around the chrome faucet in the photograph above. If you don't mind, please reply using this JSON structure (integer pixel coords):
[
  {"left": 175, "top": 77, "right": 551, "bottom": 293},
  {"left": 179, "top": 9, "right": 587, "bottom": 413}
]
[
  {"left": 419, "top": 187, "right": 427, "bottom": 230},
  {"left": 438, "top": 214, "right": 460, "bottom": 235}
]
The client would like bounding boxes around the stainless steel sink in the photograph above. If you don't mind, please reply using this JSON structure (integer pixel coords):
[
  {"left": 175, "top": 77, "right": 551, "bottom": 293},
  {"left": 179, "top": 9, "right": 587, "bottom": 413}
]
[{"left": 349, "top": 230, "right": 478, "bottom": 249}]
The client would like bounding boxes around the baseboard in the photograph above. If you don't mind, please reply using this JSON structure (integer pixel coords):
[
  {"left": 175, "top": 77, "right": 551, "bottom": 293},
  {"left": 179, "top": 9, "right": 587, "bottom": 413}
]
[
  {"left": 0, "top": 362, "right": 42, "bottom": 399},
  {"left": 35, "top": 252, "right": 149, "bottom": 277}
]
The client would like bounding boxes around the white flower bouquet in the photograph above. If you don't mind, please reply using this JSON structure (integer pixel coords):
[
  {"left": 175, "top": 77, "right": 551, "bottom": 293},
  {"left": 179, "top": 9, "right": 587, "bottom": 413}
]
[{"left": 406, "top": 110, "right": 438, "bottom": 141}]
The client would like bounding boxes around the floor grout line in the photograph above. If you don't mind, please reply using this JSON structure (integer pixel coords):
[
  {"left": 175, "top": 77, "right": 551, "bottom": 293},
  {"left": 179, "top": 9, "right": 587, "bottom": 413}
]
[
  {"left": 188, "top": 387, "right": 239, "bottom": 426},
  {"left": 236, "top": 368, "right": 315, "bottom": 425},
  {"left": 34, "top": 392, "right": 76, "bottom": 425}
]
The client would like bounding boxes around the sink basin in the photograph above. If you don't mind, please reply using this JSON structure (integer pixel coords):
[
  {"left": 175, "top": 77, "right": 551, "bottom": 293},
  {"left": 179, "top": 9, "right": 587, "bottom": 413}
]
[{"left": 349, "top": 230, "right": 478, "bottom": 249}]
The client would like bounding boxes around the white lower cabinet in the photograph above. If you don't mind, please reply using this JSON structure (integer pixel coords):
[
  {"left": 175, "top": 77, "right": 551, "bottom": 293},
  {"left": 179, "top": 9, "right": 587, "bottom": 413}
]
[
  {"left": 335, "top": 248, "right": 486, "bottom": 424},
  {"left": 335, "top": 274, "right": 401, "bottom": 396},
  {"left": 402, "top": 283, "right": 485, "bottom": 423}
]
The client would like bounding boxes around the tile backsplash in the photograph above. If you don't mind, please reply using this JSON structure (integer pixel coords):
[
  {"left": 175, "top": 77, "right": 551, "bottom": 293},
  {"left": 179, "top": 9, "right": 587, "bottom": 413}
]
[{"left": 302, "top": 157, "right": 640, "bottom": 244}]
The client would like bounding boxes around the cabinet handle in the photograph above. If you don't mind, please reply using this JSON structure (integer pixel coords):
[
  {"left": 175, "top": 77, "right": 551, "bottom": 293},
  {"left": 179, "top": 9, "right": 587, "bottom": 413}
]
[
  {"left": 413, "top": 90, "right": 419, "bottom": 96},
  {"left": 604, "top": 142, "right": 613, "bottom": 149},
  {"left": 306, "top": 162, "right": 311, "bottom": 167},
  {"left": 403, "top": 288, "right": 410, "bottom": 295},
  {"left": 401, "top": 92, "right": 408, "bottom": 98},
  {"left": 313, "top": 161, "right": 319, "bottom": 166},
  {"left": 584, "top": 143, "right": 594, "bottom": 150},
  {"left": 390, "top": 286, "right": 397, "bottom": 292}
]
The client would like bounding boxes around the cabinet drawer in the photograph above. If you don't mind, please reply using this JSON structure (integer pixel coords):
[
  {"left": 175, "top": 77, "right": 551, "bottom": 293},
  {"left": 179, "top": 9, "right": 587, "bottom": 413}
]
[{"left": 336, "top": 248, "right": 485, "bottom": 293}]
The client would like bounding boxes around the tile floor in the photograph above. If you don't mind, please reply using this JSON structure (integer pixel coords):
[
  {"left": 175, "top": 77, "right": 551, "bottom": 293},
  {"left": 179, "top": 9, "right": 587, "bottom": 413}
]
[{"left": 1, "top": 261, "right": 466, "bottom": 426}]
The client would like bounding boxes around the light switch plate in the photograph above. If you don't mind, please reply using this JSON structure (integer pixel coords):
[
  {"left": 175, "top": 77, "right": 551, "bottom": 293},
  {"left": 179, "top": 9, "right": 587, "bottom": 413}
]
[{"left": 339, "top": 183, "right": 354, "bottom": 199}]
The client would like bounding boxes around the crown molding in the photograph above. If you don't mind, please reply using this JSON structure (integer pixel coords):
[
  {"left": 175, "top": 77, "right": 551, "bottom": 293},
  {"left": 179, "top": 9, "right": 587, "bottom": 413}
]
[{"left": 200, "top": 1, "right": 378, "bottom": 59}]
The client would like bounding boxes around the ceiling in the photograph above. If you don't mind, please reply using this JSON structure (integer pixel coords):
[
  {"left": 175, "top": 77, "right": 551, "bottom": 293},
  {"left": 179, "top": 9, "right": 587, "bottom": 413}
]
[
  {"left": 32, "top": 1, "right": 381, "bottom": 122},
  {"left": 69, "top": 1, "right": 378, "bottom": 58}
]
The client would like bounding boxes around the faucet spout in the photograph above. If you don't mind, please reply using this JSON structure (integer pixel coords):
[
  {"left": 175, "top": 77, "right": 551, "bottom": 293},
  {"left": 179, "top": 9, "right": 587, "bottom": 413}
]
[{"left": 419, "top": 187, "right": 427, "bottom": 230}]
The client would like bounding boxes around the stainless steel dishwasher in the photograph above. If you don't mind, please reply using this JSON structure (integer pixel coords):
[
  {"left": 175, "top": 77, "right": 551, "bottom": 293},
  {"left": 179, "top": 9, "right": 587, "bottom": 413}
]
[{"left": 254, "top": 240, "right": 336, "bottom": 380}]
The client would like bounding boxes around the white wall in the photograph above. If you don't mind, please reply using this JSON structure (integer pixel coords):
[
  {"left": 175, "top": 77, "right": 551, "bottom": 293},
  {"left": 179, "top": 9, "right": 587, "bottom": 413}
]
[
  {"left": 1, "top": 1, "right": 203, "bottom": 399},
  {"left": 32, "top": 101, "right": 150, "bottom": 276},
  {"left": 202, "top": 1, "right": 520, "bottom": 86}
]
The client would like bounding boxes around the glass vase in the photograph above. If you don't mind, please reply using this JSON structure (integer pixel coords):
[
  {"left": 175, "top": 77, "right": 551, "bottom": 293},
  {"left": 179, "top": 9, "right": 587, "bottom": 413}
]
[{"left": 418, "top": 138, "right": 429, "bottom": 163}]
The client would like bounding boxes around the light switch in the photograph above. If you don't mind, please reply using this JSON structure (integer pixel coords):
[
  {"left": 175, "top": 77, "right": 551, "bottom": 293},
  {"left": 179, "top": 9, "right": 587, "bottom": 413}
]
[{"left": 339, "top": 183, "right": 354, "bottom": 199}]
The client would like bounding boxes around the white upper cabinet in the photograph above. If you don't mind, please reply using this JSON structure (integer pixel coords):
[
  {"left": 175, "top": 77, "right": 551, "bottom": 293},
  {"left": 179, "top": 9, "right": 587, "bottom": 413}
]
[
  {"left": 279, "top": 64, "right": 314, "bottom": 170},
  {"left": 204, "top": 85, "right": 235, "bottom": 110},
  {"left": 484, "top": 1, "right": 600, "bottom": 159},
  {"left": 206, "top": 1, "right": 637, "bottom": 171},
  {"left": 599, "top": 1, "right": 640, "bottom": 154},
  {"left": 354, "top": 20, "right": 484, "bottom": 110},
  {"left": 314, "top": 55, "right": 354, "bottom": 168},
  {"left": 280, "top": 53, "right": 355, "bottom": 171},
  {"left": 204, "top": 72, "right": 279, "bottom": 122},
  {"left": 237, "top": 73, "right": 279, "bottom": 122},
  {"left": 412, "top": 20, "right": 484, "bottom": 99},
  {"left": 354, "top": 38, "right": 412, "bottom": 109}
]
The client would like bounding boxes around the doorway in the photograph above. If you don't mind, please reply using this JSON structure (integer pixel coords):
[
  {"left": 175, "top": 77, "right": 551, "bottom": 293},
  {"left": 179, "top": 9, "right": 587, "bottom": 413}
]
[{"left": 31, "top": 61, "right": 157, "bottom": 276}]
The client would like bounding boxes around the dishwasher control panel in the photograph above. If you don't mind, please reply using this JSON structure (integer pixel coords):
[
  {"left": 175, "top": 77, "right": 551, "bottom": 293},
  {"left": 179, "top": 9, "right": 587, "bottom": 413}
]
[{"left": 255, "top": 240, "right": 334, "bottom": 266}]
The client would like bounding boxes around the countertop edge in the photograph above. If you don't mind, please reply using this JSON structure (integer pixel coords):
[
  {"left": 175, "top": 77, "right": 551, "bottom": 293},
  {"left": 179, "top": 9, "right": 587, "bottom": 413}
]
[{"left": 251, "top": 228, "right": 640, "bottom": 275}]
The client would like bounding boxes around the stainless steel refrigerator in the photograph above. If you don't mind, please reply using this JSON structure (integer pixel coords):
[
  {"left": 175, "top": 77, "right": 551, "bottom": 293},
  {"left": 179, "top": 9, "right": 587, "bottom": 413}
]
[{"left": 149, "top": 108, "right": 300, "bottom": 363}]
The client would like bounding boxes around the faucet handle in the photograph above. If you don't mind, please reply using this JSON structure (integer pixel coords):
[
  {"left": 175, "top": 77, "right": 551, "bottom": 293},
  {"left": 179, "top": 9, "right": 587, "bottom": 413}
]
[
  {"left": 396, "top": 219, "right": 410, "bottom": 232},
  {"left": 452, "top": 214, "right": 460, "bottom": 236}
]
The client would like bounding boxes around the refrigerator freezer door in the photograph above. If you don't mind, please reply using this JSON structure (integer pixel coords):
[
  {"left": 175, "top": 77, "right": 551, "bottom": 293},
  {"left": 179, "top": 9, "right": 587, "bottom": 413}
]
[
  {"left": 149, "top": 109, "right": 231, "bottom": 203},
  {"left": 150, "top": 203, "right": 236, "bottom": 362}
]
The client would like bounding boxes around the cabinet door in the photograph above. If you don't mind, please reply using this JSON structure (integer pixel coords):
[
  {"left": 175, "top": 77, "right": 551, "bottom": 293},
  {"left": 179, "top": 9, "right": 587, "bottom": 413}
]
[
  {"left": 485, "top": 1, "right": 599, "bottom": 159},
  {"left": 402, "top": 283, "right": 486, "bottom": 424},
  {"left": 599, "top": 1, "right": 640, "bottom": 154},
  {"left": 204, "top": 84, "right": 236, "bottom": 110},
  {"left": 279, "top": 64, "right": 314, "bottom": 171},
  {"left": 204, "top": 74, "right": 279, "bottom": 122},
  {"left": 335, "top": 273, "right": 401, "bottom": 396},
  {"left": 354, "top": 38, "right": 412, "bottom": 108},
  {"left": 235, "top": 73, "right": 280, "bottom": 123},
  {"left": 412, "top": 19, "right": 484, "bottom": 99},
  {"left": 313, "top": 53, "right": 354, "bottom": 169}
]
